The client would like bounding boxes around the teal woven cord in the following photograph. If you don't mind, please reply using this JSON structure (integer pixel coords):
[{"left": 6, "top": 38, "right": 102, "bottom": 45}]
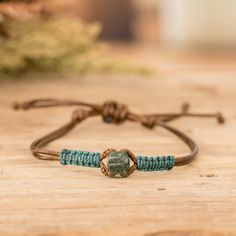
[
  {"left": 60, "top": 149, "right": 175, "bottom": 171},
  {"left": 136, "top": 155, "right": 175, "bottom": 171},
  {"left": 60, "top": 149, "right": 100, "bottom": 168}
]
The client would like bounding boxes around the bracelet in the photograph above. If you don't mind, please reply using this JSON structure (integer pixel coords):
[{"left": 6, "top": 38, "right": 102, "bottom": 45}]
[{"left": 14, "top": 99, "right": 224, "bottom": 178}]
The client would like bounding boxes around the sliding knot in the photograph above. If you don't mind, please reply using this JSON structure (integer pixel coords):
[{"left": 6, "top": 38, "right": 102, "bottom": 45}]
[
  {"left": 71, "top": 109, "right": 89, "bottom": 123},
  {"left": 102, "top": 101, "right": 129, "bottom": 124},
  {"left": 142, "top": 116, "right": 158, "bottom": 129}
]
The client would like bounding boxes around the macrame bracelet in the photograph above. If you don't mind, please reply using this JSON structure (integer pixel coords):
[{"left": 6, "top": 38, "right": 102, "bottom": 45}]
[{"left": 13, "top": 99, "right": 225, "bottom": 178}]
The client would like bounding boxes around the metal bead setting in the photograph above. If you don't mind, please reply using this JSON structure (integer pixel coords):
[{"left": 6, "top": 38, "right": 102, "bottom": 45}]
[{"left": 100, "top": 148, "right": 137, "bottom": 177}]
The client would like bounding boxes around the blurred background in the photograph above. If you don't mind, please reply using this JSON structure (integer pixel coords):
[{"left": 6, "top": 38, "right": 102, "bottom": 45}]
[
  {"left": 40, "top": 0, "right": 236, "bottom": 46},
  {"left": 0, "top": 0, "right": 236, "bottom": 78}
]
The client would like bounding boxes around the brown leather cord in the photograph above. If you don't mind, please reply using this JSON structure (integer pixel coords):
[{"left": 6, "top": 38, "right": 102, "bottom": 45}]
[{"left": 13, "top": 98, "right": 225, "bottom": 166}]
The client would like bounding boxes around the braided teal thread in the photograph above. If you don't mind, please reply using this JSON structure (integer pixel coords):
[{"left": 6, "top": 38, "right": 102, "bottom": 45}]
[
  {"left": 136, "top": 155, "right": 175, "bottom": 171},
  {"left": 60, "top": 149, "right": 100, "bottom": 168}
]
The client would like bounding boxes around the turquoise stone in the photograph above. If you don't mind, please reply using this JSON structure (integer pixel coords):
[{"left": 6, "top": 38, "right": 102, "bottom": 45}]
[{"left": 107, "top": 151, "right": 130, "bottom": 177}]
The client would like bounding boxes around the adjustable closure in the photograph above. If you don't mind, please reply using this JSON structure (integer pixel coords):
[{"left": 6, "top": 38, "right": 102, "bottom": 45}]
[{"left": 13, "top": 98, "right": 225, "bottom": 177}]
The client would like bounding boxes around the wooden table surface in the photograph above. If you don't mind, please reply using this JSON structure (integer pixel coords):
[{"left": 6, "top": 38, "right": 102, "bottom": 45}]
[{"left": 0, "top": 46, "right": 236, "bottom": 236}]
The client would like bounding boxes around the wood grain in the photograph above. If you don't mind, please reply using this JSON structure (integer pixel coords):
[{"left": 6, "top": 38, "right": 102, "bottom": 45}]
[{"left": 0, "top": 49, "right": 236, "bottom": 236}]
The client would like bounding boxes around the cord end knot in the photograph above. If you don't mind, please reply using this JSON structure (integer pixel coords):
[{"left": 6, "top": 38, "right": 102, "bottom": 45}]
[
  {"left": 216, "top": 112, "right": 225, "bottom": 124},
  {"left": 12, "top": 102, "right": 30, "bottom": 110},
  {"left": 182, "top": 102, "right": 190, "bottom": 113},
  {"left": 12, "top": 102, "right": 20, "bottom": 110}
]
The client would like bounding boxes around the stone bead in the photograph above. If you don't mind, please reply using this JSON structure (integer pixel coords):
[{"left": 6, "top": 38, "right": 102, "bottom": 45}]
[{"left": 107, "top": 150, "right": 130, "bottom": 177}]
